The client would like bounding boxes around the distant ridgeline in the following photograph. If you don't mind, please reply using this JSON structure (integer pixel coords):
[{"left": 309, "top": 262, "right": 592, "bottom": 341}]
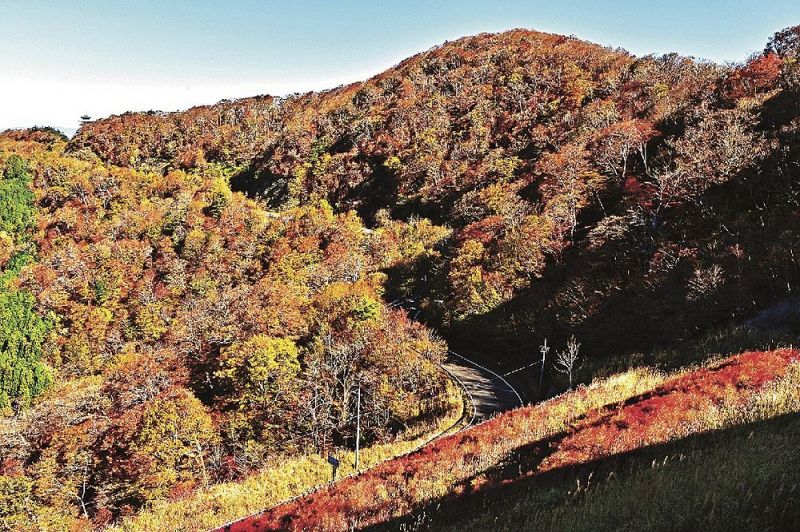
[{"left": 0, "top": 155, "right": 52, "bottom": 409}]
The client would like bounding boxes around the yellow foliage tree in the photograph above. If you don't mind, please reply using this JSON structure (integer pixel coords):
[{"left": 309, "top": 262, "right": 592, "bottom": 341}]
[
  {"left": 216, "top": 335, "right": 301, "bottom": 413},
  {"left": 132, "top": 388, "right": 217, "bottom": 502}
]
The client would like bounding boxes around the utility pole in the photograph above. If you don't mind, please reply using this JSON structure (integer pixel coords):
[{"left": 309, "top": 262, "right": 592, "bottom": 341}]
[
  {"left": 354, "top": 382, "right": 361, "bottom": 471},
  {"left": 539, "top": 339, "right": 549, "bottom": 394}
]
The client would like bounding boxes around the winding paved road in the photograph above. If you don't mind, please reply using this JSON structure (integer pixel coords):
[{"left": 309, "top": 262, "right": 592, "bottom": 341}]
[{"left": 443, "top": 351, "right": 523, "bottom": 424}]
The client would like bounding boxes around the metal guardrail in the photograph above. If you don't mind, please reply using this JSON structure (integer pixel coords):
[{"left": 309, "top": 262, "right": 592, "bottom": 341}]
[{"left": 448, "top": 350, "right": 524, "bottom": 408}]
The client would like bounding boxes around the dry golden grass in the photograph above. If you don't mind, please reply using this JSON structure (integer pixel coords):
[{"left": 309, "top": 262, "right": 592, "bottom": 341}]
[
  {"left": 229, "top": 367, "right": 671, "bottom": 530},
  {"left": 116, "top": 366, "right": 666, "bottom": 531},
  {"left": 115, "top": 355, "right": 800, "bottom": 531},
  {"left": 248, "top": 350, "right": 798, "bottom": 531}
]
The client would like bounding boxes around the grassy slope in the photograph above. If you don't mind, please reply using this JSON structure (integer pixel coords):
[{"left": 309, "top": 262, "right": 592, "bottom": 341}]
[
  {"left": 227, "top": 368, "right": 670, "bottom": 530},
  {"left": 238, "top": 349, "right": 799, "bottom": 531},
  {"left": 407, "top": 362, "right": 800, "bottom": 531},
  {"left": 441, "top": 411, "right": 800, "bottom": 531}
]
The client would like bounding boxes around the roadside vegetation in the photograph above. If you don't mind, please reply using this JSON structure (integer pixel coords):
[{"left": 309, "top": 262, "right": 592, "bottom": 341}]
[
  {"left": 244, "top": 349, "right": 799, "bottom": 530},
  {"left": 104, "top": 380, "right": 461, "bottom": 532},
  {"left": 438, "top": 358, "right": 800, "bottom": 532}
]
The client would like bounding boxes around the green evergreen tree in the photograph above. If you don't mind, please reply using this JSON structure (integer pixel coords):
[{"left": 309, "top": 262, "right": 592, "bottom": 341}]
[
  {"left": 0, "top": 155, "right": 36, "bottom": 238},
  {"left": 0, "top": 155, "right": 52, "bottom": 409},
  {"left": 0, "top": 289, "right": 52, "bottom": 408}
]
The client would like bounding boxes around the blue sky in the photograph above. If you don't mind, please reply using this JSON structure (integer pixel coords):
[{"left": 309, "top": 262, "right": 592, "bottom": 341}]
[{"left": 1, "top": 0, "right": 798, "bottom": 129}]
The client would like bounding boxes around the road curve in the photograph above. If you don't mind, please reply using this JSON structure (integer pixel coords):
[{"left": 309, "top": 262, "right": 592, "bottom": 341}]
[
  {"left": 214, "top": 352, "right": 522, "bottom": 532},
  {"left": 444, "top": 351, "right": 523, "bottom": 424}
]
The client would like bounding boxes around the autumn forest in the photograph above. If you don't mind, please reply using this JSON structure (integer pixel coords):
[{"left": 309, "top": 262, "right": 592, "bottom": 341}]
[{"left": 2, "top": 22, "right": 800, "bottom": 532}]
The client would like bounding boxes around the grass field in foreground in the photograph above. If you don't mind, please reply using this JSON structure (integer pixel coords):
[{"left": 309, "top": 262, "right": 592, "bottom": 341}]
[
  {"left": 416, "top": 360, "right": 800, "bottom": 531},
  {"left": 240, "top": 349, "right": 799, "bottom": 531}
]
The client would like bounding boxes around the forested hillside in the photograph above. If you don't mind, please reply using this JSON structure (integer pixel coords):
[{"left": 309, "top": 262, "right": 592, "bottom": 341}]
[
  {"left": 0, "top": 130, "right": 455, "bottom": 529},
  {"left": 1, "top": 24, "right": 799, "bottom": 530},
  {"left": 72, "top": 28, "right": 800, "bottom": 374}
]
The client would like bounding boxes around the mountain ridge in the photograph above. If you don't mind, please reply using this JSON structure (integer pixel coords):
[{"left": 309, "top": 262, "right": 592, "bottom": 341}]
[{"left": 70, "top": 27, "right": 800, "bottom": 373}]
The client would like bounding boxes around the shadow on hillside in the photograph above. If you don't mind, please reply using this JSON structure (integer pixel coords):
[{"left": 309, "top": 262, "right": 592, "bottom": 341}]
[
  {"left": 229, "top": 152, "right": 292, "bottom": 210},
  {"left": 445, "top": 89, "right": 800, "bottom": 399},
  {"left": 367, "top": 411, "right": 800, "bottom": 531}
]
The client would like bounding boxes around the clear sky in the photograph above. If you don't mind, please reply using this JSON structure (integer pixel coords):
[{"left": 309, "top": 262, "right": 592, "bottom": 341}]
[{"left": 1, "top": 0, "right": 798, "bottom": 130}]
